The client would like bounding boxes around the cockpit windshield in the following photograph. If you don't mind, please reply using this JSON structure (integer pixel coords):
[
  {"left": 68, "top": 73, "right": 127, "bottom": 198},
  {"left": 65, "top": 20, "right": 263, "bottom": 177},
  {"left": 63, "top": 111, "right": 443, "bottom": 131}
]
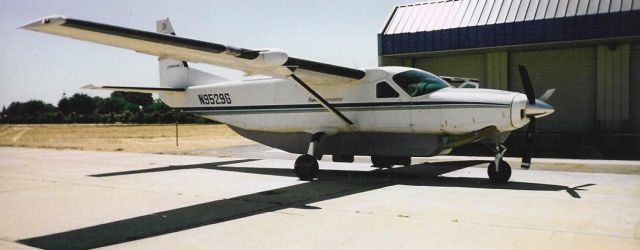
[{"left": 392, "top": 70, "right": 450, "bottom": 97}]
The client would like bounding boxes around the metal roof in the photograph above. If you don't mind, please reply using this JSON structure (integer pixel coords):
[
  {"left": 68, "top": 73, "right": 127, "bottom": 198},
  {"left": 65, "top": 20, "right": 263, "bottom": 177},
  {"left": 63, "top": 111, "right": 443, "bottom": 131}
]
[
  {"left": 379, "top": 0, "right": 640, "bottom": 55},
  {"left": 383, "top": 0, "right": 640, "bottom": 34}
]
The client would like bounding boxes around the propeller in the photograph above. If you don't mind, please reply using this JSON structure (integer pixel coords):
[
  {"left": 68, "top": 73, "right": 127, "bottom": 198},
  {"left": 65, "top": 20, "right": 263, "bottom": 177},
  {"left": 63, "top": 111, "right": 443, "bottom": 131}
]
[
  {"left": 521, "top": 116, "right": 535, "bottom": 169},
  {"left": 517, "top": 65, "right": 555, "bottom": 170},
  {"left": 518, "top": 65, "right": 536, "bottom": 105}
]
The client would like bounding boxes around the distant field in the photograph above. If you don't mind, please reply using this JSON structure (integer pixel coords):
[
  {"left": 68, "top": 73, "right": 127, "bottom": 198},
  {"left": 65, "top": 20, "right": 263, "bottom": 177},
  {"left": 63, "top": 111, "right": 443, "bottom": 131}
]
[{"left": 0, "top": 124, "right": 256, "bottom": 154}]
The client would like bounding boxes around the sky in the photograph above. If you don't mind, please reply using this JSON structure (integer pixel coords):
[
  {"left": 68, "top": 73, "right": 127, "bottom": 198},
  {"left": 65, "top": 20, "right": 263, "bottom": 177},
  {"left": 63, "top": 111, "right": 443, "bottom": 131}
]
[{"left": 0, "top": 0, "right": 412, "bottom": 107}]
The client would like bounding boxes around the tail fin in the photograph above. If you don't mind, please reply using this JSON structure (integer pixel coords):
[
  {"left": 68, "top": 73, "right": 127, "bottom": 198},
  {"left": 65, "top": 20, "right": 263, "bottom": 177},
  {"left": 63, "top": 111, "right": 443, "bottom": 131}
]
[{"left": 156, "top": 18, "right": 228, "bottom": 90}]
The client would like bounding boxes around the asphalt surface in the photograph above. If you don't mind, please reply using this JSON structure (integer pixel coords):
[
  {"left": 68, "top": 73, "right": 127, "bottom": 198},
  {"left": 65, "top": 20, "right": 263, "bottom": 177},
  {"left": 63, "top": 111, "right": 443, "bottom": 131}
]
[{"left": 1, "top": 147, "right": 639, "bottom": 249}]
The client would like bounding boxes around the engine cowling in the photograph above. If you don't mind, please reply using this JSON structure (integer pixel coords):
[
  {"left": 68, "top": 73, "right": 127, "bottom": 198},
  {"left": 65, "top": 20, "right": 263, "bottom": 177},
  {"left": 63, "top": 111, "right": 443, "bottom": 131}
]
[{"left": 510, "top": 93, "right": 530, "bottom": 129}]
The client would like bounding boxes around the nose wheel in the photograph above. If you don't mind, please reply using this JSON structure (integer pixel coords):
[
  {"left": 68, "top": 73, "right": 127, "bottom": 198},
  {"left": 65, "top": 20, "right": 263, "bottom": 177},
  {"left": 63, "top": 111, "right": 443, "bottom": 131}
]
[
  {"left": 488, "top": 144, "right": 511, "bottom": 183},
  {"left": 488, "top": 160, "right": 511, "bottom": 183}
]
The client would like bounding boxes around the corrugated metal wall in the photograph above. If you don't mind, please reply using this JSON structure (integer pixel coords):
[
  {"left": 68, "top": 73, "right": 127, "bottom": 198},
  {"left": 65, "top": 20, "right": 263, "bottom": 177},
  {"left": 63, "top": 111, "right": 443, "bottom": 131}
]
[
  {"left": 596, "top": 43, "right": 631, "bottom": 132},
  {"left": 380, "top": 0, "right": 640, "bottom": 55},
  {"left": 414, "top": 54, "right": 487, "bottom": 84},
  {"left": 383, "top": 0, "right": 640, "bottom": 35},
  {"left": 486, "top": 52, "right": 508, "bottom": 90},
  {"left": 632, "top": 42, "right": 640, "bottom": 132},
  {"left": 508, "top": 47, "right": 597, "bottom": 132}
]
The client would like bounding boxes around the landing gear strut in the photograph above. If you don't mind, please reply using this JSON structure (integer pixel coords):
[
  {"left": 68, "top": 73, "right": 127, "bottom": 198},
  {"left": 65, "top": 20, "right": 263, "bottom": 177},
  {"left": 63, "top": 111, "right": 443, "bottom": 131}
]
[
  {"left": 294, "top": 133, "right": 323, "bottom": 181},
  {"left": 488, "top": 144, "right": 511, "bottom": 183}
]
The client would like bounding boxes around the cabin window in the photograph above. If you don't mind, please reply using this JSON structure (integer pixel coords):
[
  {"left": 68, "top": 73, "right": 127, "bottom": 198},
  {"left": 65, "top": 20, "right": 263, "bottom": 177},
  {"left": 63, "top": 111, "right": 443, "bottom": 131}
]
[
  {"left": 392, "top": 70, "right": 450, "bottom": 97},
  {"left": 376, "top": 81, "right": 399, "bottom": 98}
]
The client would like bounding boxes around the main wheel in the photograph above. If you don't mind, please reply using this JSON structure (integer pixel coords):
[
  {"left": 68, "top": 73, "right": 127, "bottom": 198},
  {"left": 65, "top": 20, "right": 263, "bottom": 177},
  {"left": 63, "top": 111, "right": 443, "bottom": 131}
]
[
  {"left": 487, "top": 160, "right": 511, "bottom": 183},
  {"left": 371, "top": 156, "right": 392, "bottom": 169},
  {"left": 399, "top": 157, "right": 411, "bottom": 167},
  {"left": 294, "top": 154, "right": 319, "bottom": 181}
]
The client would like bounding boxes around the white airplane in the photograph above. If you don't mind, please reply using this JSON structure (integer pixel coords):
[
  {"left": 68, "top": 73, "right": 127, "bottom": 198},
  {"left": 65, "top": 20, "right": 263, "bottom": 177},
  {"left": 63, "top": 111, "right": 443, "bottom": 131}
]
[{"left": 23, "top": 16, "right": 555, "bottom": 183}]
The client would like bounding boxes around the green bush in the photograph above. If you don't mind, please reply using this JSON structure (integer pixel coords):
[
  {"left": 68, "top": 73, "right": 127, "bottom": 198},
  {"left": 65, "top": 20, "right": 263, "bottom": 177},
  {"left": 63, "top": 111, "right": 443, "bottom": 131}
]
[{"left": 2, "top": 92, "right": 217, "bottom": 124}]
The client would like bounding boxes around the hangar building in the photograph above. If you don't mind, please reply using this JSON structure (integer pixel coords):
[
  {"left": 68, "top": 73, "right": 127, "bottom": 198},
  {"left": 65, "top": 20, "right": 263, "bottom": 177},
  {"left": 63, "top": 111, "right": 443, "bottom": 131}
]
[{"left": 378, "top": 0, "right": 640, "bottom": 159}]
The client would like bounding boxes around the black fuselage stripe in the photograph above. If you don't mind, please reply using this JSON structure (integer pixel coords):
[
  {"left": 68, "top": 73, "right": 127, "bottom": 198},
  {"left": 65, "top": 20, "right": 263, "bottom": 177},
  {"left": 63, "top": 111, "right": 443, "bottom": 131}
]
[
  {"left": 178, "top": 102, "right": 510, "bottom": 112},
  {"left": 102, "top": 86, "right": 185, "bottom": 92}
]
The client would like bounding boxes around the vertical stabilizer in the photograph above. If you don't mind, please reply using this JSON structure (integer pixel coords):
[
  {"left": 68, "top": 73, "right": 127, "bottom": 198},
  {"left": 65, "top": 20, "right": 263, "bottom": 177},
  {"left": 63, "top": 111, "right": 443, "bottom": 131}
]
[
  {"left": 155, "top": 18, "right": 228, "bottom": 91},
  {"left": 157, "top": 18, "right": 189, "bottom": 90},
  {"left": 157, "top": 18, "right": 176, "bottom": 35}
]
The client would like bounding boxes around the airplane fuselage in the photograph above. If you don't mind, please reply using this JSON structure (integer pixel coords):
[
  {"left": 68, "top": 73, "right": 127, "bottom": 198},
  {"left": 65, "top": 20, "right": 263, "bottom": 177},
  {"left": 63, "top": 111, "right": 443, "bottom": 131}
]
[
  {"left": 154, "top": 66, "right": 542, "bottom": 157},
  {"left": 163, "top": 67, "right": 529, "bottom": 135}
]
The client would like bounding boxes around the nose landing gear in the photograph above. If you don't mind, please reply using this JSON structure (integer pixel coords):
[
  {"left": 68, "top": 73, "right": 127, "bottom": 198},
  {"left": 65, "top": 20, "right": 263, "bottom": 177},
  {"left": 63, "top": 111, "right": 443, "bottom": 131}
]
[{"left": 488, "top": 144, "right": 511, "bottom": 183}]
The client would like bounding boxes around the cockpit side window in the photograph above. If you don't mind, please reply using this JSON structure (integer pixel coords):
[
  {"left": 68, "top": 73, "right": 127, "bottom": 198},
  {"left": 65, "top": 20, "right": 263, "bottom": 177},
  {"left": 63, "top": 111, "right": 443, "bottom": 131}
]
[
  {"left": 376, "top": 81, "right": 399, "bottom": 98},
  {"left": 392, "top": 70, "right": 450, "bottom": 97}
]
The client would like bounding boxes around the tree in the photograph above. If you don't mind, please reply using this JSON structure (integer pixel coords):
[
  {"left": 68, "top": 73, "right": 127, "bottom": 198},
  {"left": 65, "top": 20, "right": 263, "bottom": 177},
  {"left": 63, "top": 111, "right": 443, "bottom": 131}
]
[
  {"left": 4, "top": 100, "right": 57, "bottom": 123},
  {"left": 97, "top": 97, "right": 125, "bottom": 114},
  {"left": 143, "top": 99, "right": 171, "bottom": 113},
  {"left": 111, "top": 91, "right": 153, "bottom": 107},
  {"left": 5, "top": 100, "right": 56, "bottom": 116},
  {"left": 59, "top": 93, "right": 96, "bottom": 115},
  {"left": 123, "top": 102, "right": 140, "bottom": 113},
  {"left": 57, "top": 97, "right": 70, "bottom": 114}
]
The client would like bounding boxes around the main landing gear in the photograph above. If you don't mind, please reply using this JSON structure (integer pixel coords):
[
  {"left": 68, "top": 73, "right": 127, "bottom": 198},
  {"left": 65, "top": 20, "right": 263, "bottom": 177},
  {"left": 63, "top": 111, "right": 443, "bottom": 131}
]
[
  {"left": 488, "top": 144, "right": 511, "bottom": 183},
  {"left": 294, "top": 154, "right": 319, "bottom": 181},
  {"left": 294, "top": 133, "right": 323, "bottom": 181}
]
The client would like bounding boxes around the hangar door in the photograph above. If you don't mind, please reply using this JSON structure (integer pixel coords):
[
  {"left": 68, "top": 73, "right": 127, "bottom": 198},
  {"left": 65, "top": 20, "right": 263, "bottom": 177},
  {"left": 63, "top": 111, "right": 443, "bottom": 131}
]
[
  {"left": 509, "top": 47, "right": 597, "bottom": 133},
  {"left": 414, "top": 54, "right": 486, "bottom": 85},
  {"left": 631, "top": 42, "right": 640, "bottom": 133}
]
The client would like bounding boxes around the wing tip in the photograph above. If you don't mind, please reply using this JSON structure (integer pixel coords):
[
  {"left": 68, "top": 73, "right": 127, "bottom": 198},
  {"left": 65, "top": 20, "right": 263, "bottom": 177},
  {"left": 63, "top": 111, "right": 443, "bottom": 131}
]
[
  {"left": 81, "top": 84, "right": 99, "bottom": 90},
  {"left": 21, "top": 15, "right": 67, "bottom": 30}
]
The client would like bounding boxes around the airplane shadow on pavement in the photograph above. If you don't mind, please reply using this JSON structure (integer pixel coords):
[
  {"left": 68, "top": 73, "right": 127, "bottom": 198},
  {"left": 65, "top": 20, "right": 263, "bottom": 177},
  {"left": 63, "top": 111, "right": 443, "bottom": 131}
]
[{"left": 19, "top": 159, "right": 595, "bottom": 249}]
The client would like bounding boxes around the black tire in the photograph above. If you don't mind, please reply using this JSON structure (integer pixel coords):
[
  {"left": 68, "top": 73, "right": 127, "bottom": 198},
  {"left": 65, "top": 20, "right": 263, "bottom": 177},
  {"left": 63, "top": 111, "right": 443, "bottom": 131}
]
[
  {"left": 371, "top": 156, "right": 410, "bottom": 169},
  {"left": 400, "top": 157, "right": 411, "bottom": 167},
  {"left": 487, "top": 160, "right": 511, "bottom": 183},
  {"left": 371, "top": 156, "right": 392, "bottom": 169},
  {"left": 294, "top": 154, "right": 319, "bottom": 181}
]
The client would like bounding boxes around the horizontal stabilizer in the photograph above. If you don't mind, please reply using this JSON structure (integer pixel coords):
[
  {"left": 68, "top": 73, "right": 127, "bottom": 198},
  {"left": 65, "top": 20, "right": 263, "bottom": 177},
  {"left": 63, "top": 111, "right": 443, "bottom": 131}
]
[{"left": 82, "top": 84, "right": 185, "bottom": 94}]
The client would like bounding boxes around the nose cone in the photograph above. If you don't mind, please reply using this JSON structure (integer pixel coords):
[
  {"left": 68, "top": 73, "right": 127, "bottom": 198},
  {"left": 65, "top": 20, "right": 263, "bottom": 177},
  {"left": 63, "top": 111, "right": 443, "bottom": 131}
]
[{"left": 525, "top": 100, "right": 555, "bottom": 118}]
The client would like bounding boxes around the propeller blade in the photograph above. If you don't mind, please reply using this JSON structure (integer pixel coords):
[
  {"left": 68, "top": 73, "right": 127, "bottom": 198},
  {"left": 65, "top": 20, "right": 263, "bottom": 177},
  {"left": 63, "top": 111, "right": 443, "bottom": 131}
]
[
  {"left": 521, "top": 117, "right": 536, "bottom": 170},
  {"left": 518, "top": 65, "right": 536, "bottom": 104},
  {"left": 539, "top": 88, "right": 556, "bottom": 102}
]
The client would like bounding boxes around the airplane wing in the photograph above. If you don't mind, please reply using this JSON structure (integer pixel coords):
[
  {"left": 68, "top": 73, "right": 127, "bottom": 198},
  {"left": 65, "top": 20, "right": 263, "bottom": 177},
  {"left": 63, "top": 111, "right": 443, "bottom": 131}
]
[{"left": 22, "top": 16, "right": 366, "bottom": 84}]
